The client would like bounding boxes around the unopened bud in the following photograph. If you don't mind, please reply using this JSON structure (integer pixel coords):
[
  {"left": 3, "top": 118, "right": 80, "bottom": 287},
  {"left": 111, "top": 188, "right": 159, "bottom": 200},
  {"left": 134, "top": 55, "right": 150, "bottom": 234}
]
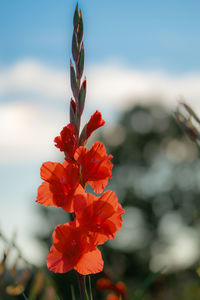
[
  {"left": 73, "top": 4, "right": 79, "bottom": 30},
  {"left": 77, "top": 43, "right": 84, "bottom": 79},
  {"left": 70, "top": 99, "right": 77, "bottom": 126},
  {"left": 77, "top": 10, "right": 84, "bottom": 44},
  {"left": 70, "top": 60, "right": 78, "bottom": 100},
  {"left": 72, "top": 30, "right": 79, "bottom": 62}
]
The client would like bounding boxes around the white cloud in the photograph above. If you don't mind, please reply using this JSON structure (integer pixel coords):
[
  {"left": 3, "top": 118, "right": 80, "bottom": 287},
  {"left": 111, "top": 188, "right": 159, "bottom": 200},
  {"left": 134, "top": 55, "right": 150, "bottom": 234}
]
[
  {"left": 0, "top": 100, "right": 67, "bottom": 164},
  {"left": 0, "top": 60, "right": 69, "bottom": 99},
  {"left": 1, "top": 59, "right": 200, "bottom": 164},
  {"left": 87, "top": 63, "right": 200, "bottom": 112}
]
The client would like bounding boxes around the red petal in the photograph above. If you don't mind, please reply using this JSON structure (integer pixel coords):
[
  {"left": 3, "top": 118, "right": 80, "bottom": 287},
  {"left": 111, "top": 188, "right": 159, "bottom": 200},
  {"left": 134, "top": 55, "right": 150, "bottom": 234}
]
[
  {"left": 47, "top": 245, "right": 73, "bottom": 273},
  {"left": 74, "top": 247, "right": 104, "bottom": 275},
  {"left": 36, "top": 182, "right": 55, "bottom": 207},
  {"left": 61, "top": 184, "right": 86, "bottom": 212},
  {"left": 40, "top": 162, "right": 64, "bottom": 182}
]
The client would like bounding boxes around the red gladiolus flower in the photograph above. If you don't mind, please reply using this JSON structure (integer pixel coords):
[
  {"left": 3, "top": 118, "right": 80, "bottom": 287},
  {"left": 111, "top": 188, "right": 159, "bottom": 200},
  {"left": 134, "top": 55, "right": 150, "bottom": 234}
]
[
  {"left": 47, "top": 223, "right": 104, "bottom": 275},
  {"left": 36, "top": 161, "right": 84, "bottom": 212},
  {"left": 74, "top": 141, "right": 113, "bottom": 193},
  {"left": 97, "top": 278, "right": 127, "bottom": 300},
  {"left": 115, "top": 282, "right": 126, "bottom": 296},
  {"left": 54, "top": 124, "right": 78, "bottom": 159},
  {"left": 96, "top": 278, "right": 113, "bottom": 291},
  {"left": 75, "top": 190, "right": 125, "bottom": 245},
  {"left": 106, "top": 294, "right": 120, "bottom": 300},
  {"left": 86, "top": 110, "right": 105, "bottom": 139}
]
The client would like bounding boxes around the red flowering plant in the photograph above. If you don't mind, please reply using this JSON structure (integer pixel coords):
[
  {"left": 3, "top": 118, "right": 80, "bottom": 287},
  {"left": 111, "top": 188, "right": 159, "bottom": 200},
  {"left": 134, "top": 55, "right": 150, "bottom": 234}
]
[
  {"left": 97, "top": 277, "right": 127, "bottom": 300},
  {"left": 36, "top": 3, "right": 125, "bottom": 299}
]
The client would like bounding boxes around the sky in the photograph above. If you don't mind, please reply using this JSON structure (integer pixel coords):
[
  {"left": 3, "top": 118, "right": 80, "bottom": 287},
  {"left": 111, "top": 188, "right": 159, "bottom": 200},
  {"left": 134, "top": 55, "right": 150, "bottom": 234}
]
[{"left": 1, "top": 0, "right": 200, "bottom": 268}]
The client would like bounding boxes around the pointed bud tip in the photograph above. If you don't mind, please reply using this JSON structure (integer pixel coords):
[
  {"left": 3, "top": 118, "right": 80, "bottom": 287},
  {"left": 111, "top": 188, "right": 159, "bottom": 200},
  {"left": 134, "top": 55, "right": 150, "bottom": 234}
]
[{"left": 83, "top": 77, "right": 86, "bottom": 89}]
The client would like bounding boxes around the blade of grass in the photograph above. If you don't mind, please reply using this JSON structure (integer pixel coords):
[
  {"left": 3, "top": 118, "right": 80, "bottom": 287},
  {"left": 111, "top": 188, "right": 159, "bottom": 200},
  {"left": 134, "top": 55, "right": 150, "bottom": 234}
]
[
  {"left": 22, "top": 292, "right": 28, "bottom": 300},
  {"left": 71, "top": 284, "right": 76, "bottom": 300},
  {"left": 134, "top": 267, "right": 165, "bottom": 300}
]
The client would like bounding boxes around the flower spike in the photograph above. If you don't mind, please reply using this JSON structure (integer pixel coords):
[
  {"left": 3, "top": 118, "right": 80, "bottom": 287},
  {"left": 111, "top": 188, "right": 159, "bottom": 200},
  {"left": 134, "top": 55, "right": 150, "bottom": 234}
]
[{"left": 36, "top": 3, "right": 125, "bottom": 281}]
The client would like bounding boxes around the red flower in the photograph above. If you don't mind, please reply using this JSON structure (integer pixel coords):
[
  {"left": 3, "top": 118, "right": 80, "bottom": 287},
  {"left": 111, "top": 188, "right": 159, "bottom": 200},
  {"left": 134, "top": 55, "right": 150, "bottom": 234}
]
[
  {"left": 47, "top": 223, "right": 104, "bottom": 275},
  {"left": 115, "top": 282, "right": 126, "bottom": 296},
  {"left": 106, "top": 294, "right": 120, "bottom": 300},
  {"left": 75, "top": 190, "right": 125, "bottom": 245},
  {"left": 96, "top": 278, "right": 113, "bottom": 291},
  {"left": 74, "top": 141, "right": 113, "bottom": 193},
  {"left": 97, "top": 278, "right": 127, "bottom": 300},
  {"left": 36, "top": 161, "right": 84, "bottom": 212},
  {"left": 86, "top": 110, "right": 105, "bottom": 139},
  {"left": 54, "top": 124, "right": 78, "bottom": 159}
]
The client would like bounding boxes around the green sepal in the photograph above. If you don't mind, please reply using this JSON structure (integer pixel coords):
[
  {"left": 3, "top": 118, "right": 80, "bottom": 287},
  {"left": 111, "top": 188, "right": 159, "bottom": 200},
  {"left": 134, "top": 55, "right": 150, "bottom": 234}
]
[
  {"left": 72, "top": 30, "right": 79, "bottom": 62},
  {"left": 77, "top": 43, "right": 84, "bottom": 79},
  {"left": 78, "top": 78, "right": 86, "bottom": 115},
  {"left": 70, "top": 60, "right": 78, "bottom": 100},
  {"left": 77, "top": 10, "right": 83, "bottom": 44},
  {"left": 79, "top": 124, "right": 87, "bottom": 146}
]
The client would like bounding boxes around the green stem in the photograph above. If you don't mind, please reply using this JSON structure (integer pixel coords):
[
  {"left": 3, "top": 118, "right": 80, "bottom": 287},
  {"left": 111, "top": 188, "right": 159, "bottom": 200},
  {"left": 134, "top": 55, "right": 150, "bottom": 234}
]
[
  {"left": 76, "top": 273, "right": 90, "bottom": 300},
  {"left": 88, "top": 276, "right": 93, "bottom": 300},
  {"left": 76, "top": 273, "right": 85, "bottom": 300}
]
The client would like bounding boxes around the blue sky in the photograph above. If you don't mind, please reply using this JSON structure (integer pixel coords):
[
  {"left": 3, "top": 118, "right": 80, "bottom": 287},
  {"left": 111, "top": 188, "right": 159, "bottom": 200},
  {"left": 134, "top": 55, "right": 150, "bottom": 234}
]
[
  {"left": 1, "top": 0, "right": 200, "bottom": 72},
  {"left": 1, "top": 1, "right": 200, "bottom": 267}
]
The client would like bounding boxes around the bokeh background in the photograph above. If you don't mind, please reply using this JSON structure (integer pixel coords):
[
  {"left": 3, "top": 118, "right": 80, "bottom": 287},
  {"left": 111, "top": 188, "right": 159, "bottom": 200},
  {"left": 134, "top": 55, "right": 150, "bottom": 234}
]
[{"left": 1, "top": 0, "right": 200, "bottom": 299}]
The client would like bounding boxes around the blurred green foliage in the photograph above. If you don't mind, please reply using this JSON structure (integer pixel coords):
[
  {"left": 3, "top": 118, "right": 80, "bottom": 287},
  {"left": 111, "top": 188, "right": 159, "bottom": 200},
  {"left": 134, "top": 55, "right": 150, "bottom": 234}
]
[{"left": 2, "top": 103, "right": 200, "bottom": 300}]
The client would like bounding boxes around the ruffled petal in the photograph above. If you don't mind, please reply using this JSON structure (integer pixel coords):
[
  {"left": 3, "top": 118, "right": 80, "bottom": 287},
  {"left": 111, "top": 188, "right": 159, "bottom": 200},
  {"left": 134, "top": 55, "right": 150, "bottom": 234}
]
[
  {"left": 74, "top": 142, "right": 113, "bottom": 193},
  {"left": 76, "top": 191, "right": 125, "bottom": 245},
  {"left": 54, "top": 124, "right": 78, "bottom": 158}
]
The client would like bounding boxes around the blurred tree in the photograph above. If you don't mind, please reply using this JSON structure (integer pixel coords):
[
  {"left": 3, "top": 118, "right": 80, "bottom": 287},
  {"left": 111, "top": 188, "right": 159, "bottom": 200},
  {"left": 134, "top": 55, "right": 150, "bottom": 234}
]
[
  {"left": 99, "top": 103, "right": 200, "bottom": 292},
  {"left": 36, "top": 103, "right": 200, "bottom": 299}
]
